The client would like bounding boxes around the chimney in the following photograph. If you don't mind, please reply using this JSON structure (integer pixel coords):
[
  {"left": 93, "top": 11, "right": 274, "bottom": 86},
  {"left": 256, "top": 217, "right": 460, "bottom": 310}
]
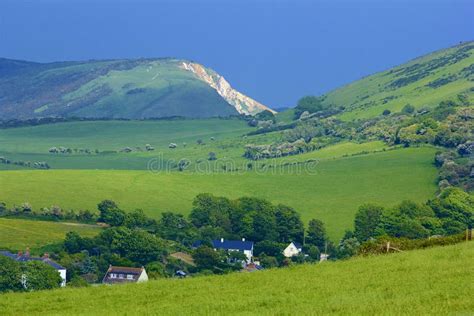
[
  {"left": 220, "top": 238, "right": 224, "bottom": 243},
  {"left": 25, "top": 248, "right": 30, "bottom": 258},
  {"left": 242, "top": 238, "right": 245, "bottom": 242}
]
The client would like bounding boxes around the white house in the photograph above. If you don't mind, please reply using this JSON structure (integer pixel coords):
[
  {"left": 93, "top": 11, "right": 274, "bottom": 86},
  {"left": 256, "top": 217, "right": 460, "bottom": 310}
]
[
  {"left": 102, "top": 265, "right": 148, "bottom": 284},
  {"left": 0, "top": 250, "right": 67, "bottom": 287},
  {"left": 283, "top": 241, "right": 303, "bottom": 258},
  {"left": 212, "top": 238, "right": 254, "bottom": 262},
  {"left": 320, "top": 253, "right": 330, "bottom": 262}
]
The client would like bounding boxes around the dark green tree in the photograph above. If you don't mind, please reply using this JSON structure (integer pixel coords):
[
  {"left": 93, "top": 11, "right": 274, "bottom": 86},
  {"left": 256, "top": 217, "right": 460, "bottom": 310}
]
[
  {"left": 354, "top": 204, "right": 384, "bottom": 241},
  {"left": 98, "top": 200, "right": 126, "bottom": 226},
  {"left": 0, "top": 256, "right": 23, "bottom": 292},
  {"left": 22, "top": 261, "right": 62, "bottom": 291},
  {"left": 306, "top": 219, "right": 327, "bottom": 249},
  {"left": 192, "top": 246, "right": 221, "bottom": 270},
  {"left": 274, "top": 204, "right": 304, "bottom": 243}
]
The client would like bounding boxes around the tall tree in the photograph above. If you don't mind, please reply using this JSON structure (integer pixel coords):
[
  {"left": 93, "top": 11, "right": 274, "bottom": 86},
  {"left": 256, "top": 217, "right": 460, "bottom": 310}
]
[
  {"left": 306, "top": 219, "right": 327, "bottom": 250},
  {"left": 275, "top": 204, "right": 304, "bottom": 243},
  {"left": 354, "top": 204, "right": 384, "bottom": 241}
]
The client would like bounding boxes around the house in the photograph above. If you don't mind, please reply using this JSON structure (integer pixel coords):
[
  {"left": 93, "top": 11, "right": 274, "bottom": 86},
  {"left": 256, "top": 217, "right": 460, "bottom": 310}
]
[
  {"left": 102, "top": 265, "right": 148, "bottom": 284},
  {"left": 320, "top": 253, "right": 330, "bottom": 262},
  {"left": 212, "top": 238, "right": 254, "bottom": 262},
  {"left": 0, "top": 249, "right": 67, "bottom": 287},
  {"left": 283, "top": 241, "right": 303, "bottom": 258}
]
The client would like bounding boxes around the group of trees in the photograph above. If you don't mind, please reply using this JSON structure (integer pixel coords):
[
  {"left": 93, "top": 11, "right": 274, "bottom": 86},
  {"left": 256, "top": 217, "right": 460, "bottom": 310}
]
[
  {"left": 0, "top": 202, "right": 97, "bottom": 223},
  {"left": 435, "top": 150, "right": 473, "bottom": 191},
  {"left": 294, "top": 96, "right": 334, "bottom": 119},
  {"left": 0, "top": 256, "right": 62, "bottom": 293},
  {"left": 53, "top": 196, "right": 332, "bottom": 283},
  {"left": 244, "top": 139, "right": 319, "bottom": 160},
  {"left": 349, "top": 187, "right": 473, "bottom": 244},
  {"left": 0, "top": 156, "right": 50, "bottom": 169}
]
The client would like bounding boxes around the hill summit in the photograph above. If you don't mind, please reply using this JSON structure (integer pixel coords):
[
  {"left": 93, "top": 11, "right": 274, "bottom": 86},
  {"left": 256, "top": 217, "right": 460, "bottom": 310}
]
[{"left": 0, "top": 58, "right": 274, "bottom": 120}]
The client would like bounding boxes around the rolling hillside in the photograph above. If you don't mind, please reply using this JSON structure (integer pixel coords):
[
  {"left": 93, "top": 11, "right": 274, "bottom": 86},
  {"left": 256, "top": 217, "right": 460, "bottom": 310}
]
[
  {"left": 1, "top": 242, "right": 472, "bottom": 315},
  {"left": 0, "top": 58, "right": 273, "bottom": 119},
  {"left": 316, "top": 41, "right": 474, "bottom": 120}
]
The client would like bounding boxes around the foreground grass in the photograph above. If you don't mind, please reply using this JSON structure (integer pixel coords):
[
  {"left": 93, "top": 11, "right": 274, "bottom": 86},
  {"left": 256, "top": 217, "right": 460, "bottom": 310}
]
[
  {"left": 0, "top": 218, "right": 100, "bottom": 251},
  {"left": 0, "top": 147, "right": 437, "bottom": 240},
  {"left": 1, "top": 242, "right": 472, "bottom": 315}
]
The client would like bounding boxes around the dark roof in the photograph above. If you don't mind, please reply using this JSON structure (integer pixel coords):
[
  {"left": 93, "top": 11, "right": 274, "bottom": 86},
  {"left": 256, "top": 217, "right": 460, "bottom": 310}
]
[
  {"left": 0, "top": 251, "right": 65, "bottom": 270},
  {"left": 191, "top": 240, "right": 203, "bottom": 248},
  {"left": 102, "top": 266, "right": 144, "bottom": 284},
  {"left": 212, "top": 239, "right": 253, "bottom": 251},
  {"left": 292, "top": 242, "right": 303, "bottom": 249}
]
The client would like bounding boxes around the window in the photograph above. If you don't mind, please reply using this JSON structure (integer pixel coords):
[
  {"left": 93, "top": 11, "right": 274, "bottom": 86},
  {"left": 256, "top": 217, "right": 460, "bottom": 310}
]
[
  {"left": 127, "top": 274, "right": 134, "bottom": 280},
  {"left": 119, "top": 274, "right": 124, "bottom": 279},
  {"left": 110, "top": 273, "right": 117, "bottom": 279}
]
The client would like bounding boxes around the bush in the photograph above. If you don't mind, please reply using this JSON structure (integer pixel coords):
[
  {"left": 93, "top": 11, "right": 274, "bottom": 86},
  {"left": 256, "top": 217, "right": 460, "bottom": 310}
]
[{"left": 402, "top": 104, "right": 415, "bottom": 114}]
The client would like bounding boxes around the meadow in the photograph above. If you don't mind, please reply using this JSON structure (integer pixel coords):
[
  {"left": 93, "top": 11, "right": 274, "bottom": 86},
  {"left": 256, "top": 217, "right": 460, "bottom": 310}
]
[
  {"left": 0, "top": 218, "right": 100, "bottom": 251},
  {"left": 0, "top": 147, "right": 438, "bottom": 240},
  {"left": 0, "top": 242, "right": 472, "bottom": 315}
]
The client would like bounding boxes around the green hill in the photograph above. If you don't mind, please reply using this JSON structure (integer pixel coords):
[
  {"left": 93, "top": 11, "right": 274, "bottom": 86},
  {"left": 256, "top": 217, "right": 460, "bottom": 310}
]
[
  {"left": 0, "top": 58, "right": 273, "bottom": 119},
  {"left": 1, "top": 242, "right": 472, "bottom": 315},
  {"left": 297, "top": 41, "right": 474, "bottom": 120}
]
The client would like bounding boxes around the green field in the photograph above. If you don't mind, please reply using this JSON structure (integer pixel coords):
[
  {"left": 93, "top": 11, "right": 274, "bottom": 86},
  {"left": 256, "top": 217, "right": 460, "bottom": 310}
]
[
  {"left": 0, "top": 218, "right": 100, "bottom": 251},
  {"left": 1, "top": 242, "right": 472, "bottom": 315},
  {"left": 0, "top": 147, "right": 438, "bottom": 240}
]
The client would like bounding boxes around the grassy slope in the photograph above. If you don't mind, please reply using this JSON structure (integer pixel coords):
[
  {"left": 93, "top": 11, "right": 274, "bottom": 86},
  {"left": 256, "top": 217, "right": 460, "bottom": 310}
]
[
  {"left": 1, "top": 242, "right": 472, "bottom": 315},
  {"left": 0, "top": 218, "right": 100, "bottom": 251},
  {"left": 321, "top": 41, "right": 474, "bottom": 120},
  {"left": 0, "top": 118, "right": 254, "bottom": 170},
  {"left": 0, "top": 147, "right": 437, "bottom": 240}
]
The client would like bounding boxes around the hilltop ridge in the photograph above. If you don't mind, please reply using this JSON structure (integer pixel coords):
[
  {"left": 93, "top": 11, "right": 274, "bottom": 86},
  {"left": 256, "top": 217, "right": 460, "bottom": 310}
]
[{"left": 0, "top": 57, "right": 273, "bottom": 120}]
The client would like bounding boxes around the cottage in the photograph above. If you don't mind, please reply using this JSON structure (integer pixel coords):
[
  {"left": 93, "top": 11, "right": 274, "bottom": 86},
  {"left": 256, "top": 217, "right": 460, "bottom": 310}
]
[
  {"left": 102, "top": 265, "right": 148, "bottom": 284},
  {"left": 212, "top": 238, "right": 254, "bottom": 262},
  {"left": 283, "top": 241, "right": 303, "bottom": 258},
  {"left": 0, "top": 249, "right": 67, "bottom": 287}
]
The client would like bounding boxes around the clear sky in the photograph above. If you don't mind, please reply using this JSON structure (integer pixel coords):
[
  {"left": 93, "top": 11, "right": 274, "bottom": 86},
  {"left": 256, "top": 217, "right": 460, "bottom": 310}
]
[{"left": 0, "top": 0, "right": 472, "bottom": 109}]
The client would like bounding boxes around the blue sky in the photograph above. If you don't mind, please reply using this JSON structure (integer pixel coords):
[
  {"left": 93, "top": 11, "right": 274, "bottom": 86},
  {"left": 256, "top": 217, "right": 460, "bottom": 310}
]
[{"left": 0, "top": 0, "right": 472, "bottom": 108}]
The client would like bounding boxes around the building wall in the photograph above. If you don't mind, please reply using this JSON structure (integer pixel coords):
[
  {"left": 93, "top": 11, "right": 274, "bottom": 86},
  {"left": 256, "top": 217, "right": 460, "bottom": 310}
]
[
  {"left": 283, "top": 244, "right": 300, "bottom": 258},
  {"left": 137, "top": 270, "right": 149, "bottom": 283},
  {"left": 58, "top": 269, "right": 67, "bottom": 287},
  {"left": 243, "top": 249, "right": 253, "bottom": 262}
]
